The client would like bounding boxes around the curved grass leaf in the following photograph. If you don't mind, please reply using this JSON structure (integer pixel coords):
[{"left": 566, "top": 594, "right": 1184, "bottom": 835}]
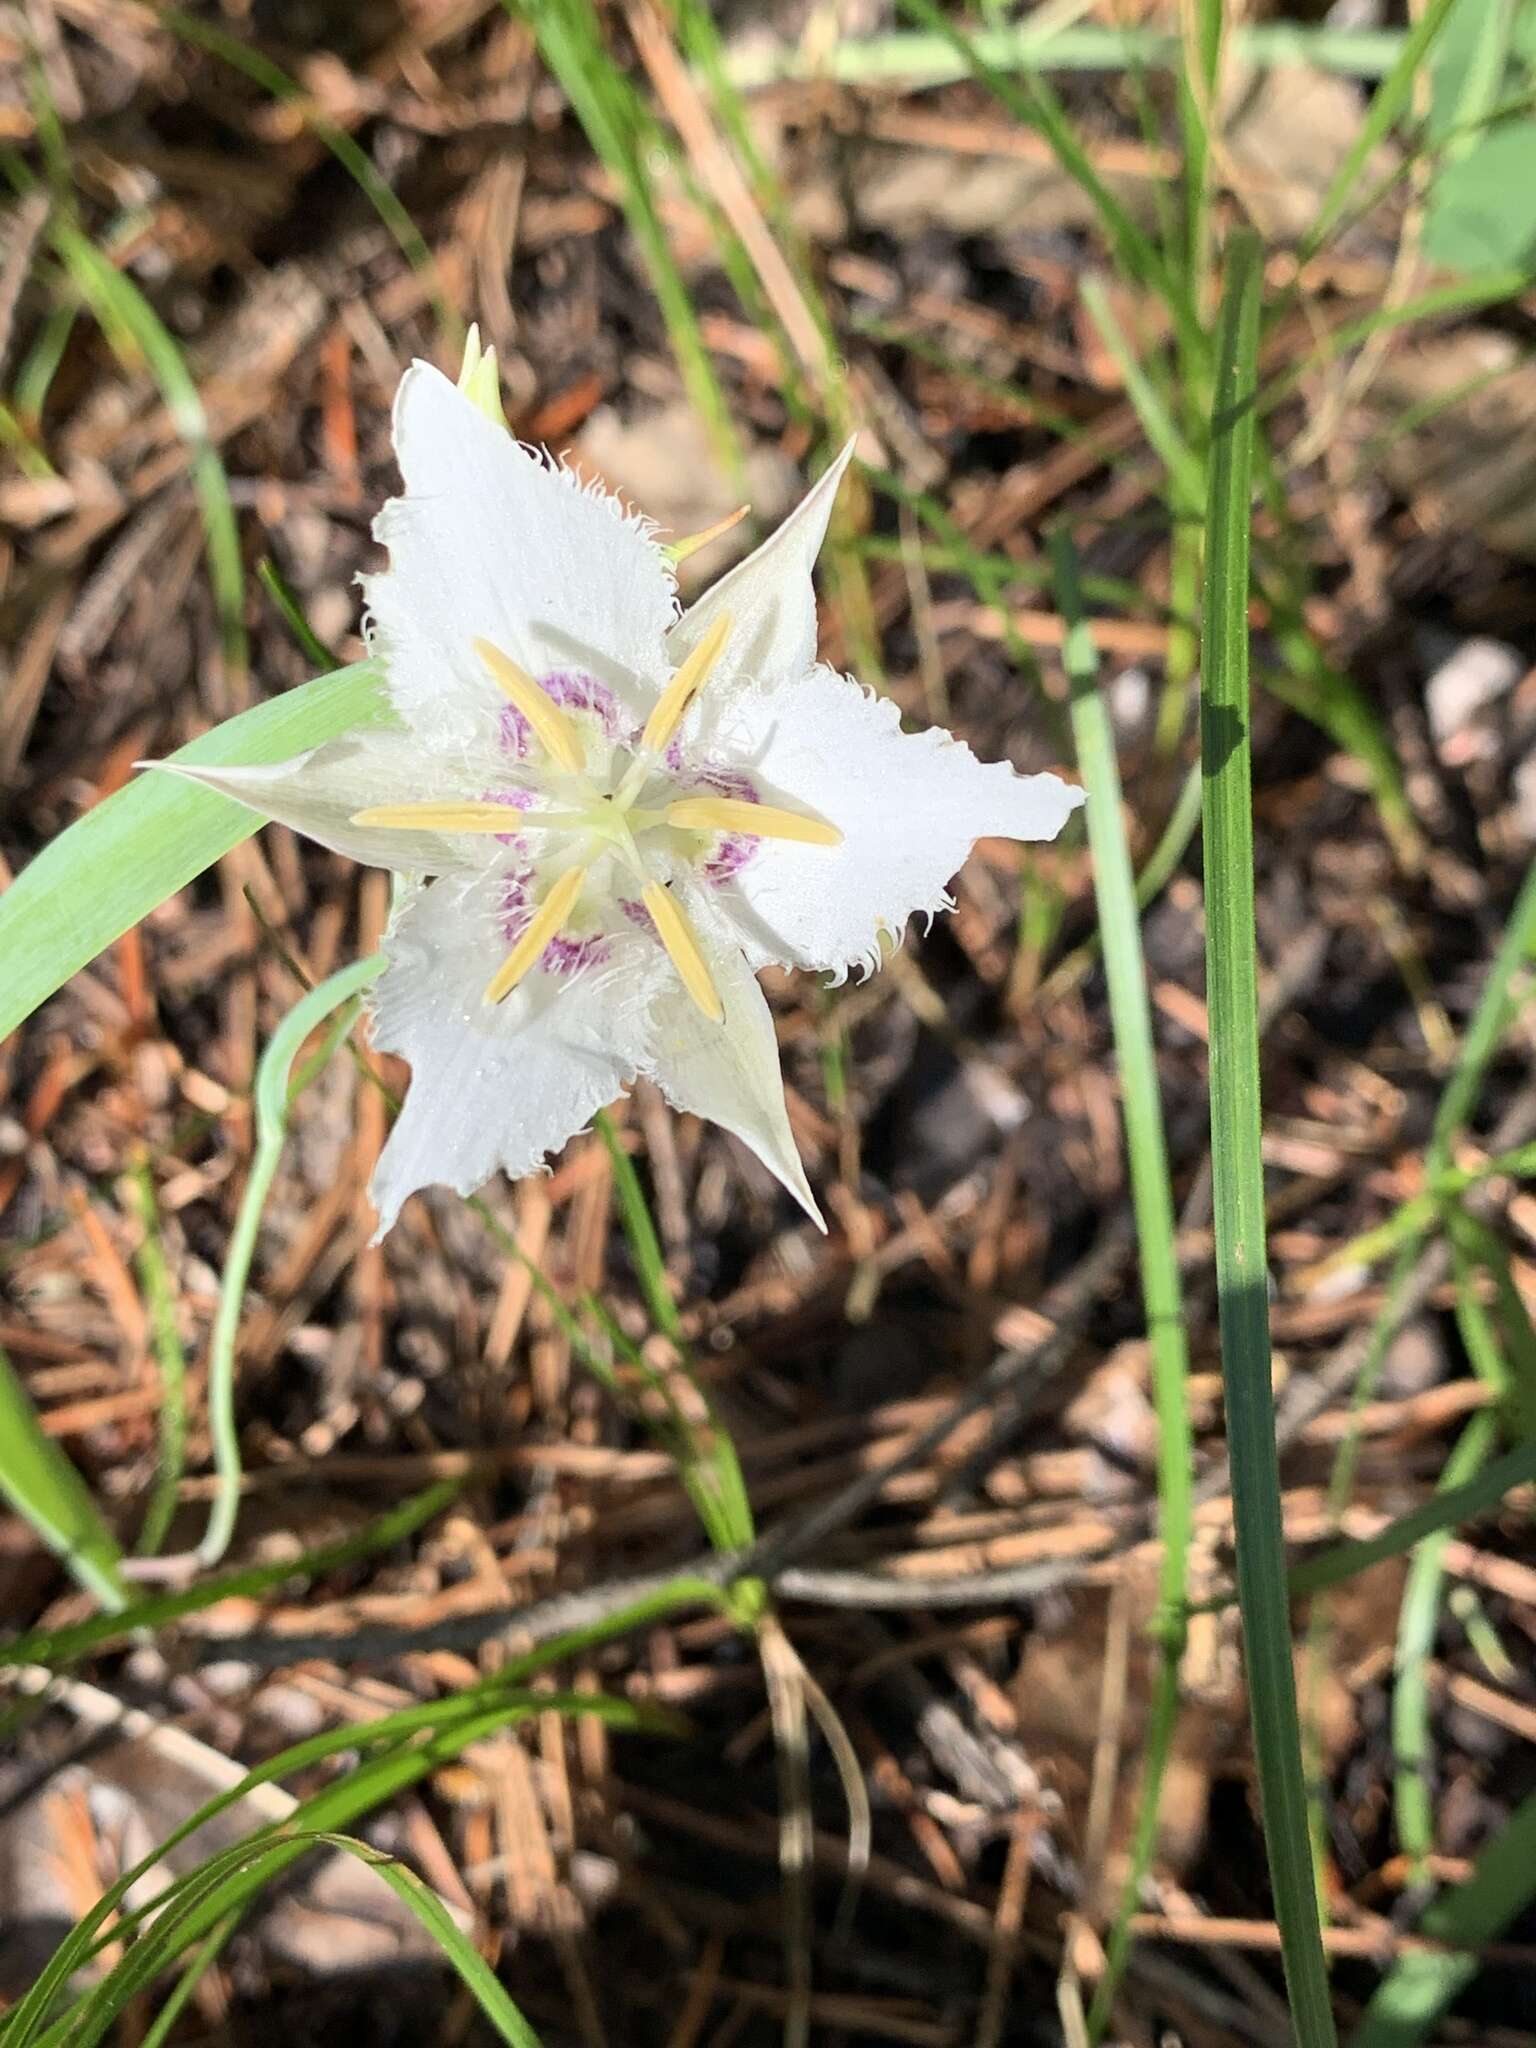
[
  {"left": 0, "top": 662, "right": 389, "bottom": 1047},
  {"left": 199, "top": 953, "right": 386, "bottom": 1567},
  {"left": 0, "top": 1346, "right": 125, "bottom": 1610},
  {"left": 48, "top": 1831, "right": 544, "bottom": 2048},
  {"left": 9, "top": 1605, "right": 700, "bottom": 2048}
]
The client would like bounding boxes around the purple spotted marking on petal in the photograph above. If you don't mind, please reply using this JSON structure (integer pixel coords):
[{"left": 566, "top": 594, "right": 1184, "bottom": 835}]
[
  {"left": 499, "top": 668, "right": 637, "bottom": 761},
  {"left": 541, "top": 932, "right": 612, "bottom": 973},
  {"left": 704, "top": 834, "right": 757, "bottom": 884},
  {"left": 540, "top": 670, "right": 635, "bottom": 741},
  {"left": 498, "top": 702, "right": 532, "bottom": 761},
  {"left": 669, "top": 757, "right": 763, "bottom": 884}
]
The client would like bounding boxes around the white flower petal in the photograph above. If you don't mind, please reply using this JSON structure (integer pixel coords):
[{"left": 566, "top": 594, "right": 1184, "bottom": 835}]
[
  {"left": 639, "top": 890, "right": 822, "bottom": 1228},
  {"left": 368, "top": 872, "right": 664, "bottom": 1235},
  {"left": 704, "top": 665, "right": 1083, "bottom": 979},
  {"left": 665, "top": 437, "right": 857, "bottom": 703},
  {"left": 149, "top": 733, "right": 499, "bottom": 875},
  {"left": 365, "top": 364, "right": 679, "bottom": 748}
]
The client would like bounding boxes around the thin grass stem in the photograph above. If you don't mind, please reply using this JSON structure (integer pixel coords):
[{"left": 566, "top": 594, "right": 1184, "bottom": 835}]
[{"left": 1200, "top": 228, "right": 1338, "bottom": 2048}]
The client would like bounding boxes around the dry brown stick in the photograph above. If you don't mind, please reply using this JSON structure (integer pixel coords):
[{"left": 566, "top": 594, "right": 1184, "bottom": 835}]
[
  {"left": 975, "top": 1804, "right": 1039, "bottom": 2048},
  {"left": 1126, "top": 1911, "right": 1536, "bottom": 1967}
]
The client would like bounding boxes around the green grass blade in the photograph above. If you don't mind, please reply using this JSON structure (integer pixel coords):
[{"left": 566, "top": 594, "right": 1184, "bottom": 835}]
[
  {"left": 11, "top": 298, "right": 75, "bottom": 427},
  {"left": 1078, "top": 277, "right": 1205, "bottom": 511},
  {"left": 0, "top": 661, "right": 388, "bottom": 1045},
  {"left": 596, "top": 1108, "right": 684, "bottom": 1343},
  {"left": 0, "top": 1346, "right": 125, "bottom": 1610},
  {"left": 0, "top": 397, "right": 54, "bottom": 477},
  {"left": 1075, "top": 266, "right": 1206, "bottom": 760},
  {"left": 1390, "top": 1205, "right": 1529, "bottom": 1877},
  {"left": 1254, "top": 601, "right": 1423, "bottom": 872},
  {"left": 56, "top": 1827, "right": 540, "bottom": 2048},
  {"left": 723, "top": 23, "right": 1419, "bottom": 91},
  {"left": 133, "top": 1926, "right": 227, "bottom": 2048},
  {"left": 200, "top": 954, "right": 386, "bottom": 1566},
  {"left": 14, "top": 1652, "right": 688, "bottom": 2048},
  {"left": 670, "top": 0, "right": 848, "bottom": 416},
  {"left": 319, "top": 1835, "right": 545, "bottom": 2046},
  {"left": 1262, "top": 272, "right": 1535, "bottom": 416},
  {"left": 1449, "top": 1210, "right": 1536, "bottom": 1435},
  {"left": 258, "top": 556, "right": 338, "bottom": 668},
  {"left": 1200, "top": 229, "right": 1337, "bottom": 2048},
  {"left": 1053, "top": 535, "right": 1194, "bottom": 2039}
]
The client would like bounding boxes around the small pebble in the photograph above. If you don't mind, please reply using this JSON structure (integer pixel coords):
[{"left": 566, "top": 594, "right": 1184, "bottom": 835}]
[{"left": 1424, "top": 634, "right": 1523, "bottom": 751}]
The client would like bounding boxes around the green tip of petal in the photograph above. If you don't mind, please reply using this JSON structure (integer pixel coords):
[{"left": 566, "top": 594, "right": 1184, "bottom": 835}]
[
  {"left": 456, "top": 322, "right": 508, "bottom": 430},
  {"left": 457, "top": 321, "right": 484, "bottom": 387}
]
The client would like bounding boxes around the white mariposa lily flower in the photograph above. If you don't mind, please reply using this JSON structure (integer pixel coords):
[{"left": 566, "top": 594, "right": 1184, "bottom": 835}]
[{"left": 161, "top": 336, "right": 1082, "bottom": 1235}]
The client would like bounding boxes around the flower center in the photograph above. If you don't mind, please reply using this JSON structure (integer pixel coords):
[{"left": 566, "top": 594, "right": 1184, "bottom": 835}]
[{"left": 351, "top": 622, "right": 840, "bottom": 1019}]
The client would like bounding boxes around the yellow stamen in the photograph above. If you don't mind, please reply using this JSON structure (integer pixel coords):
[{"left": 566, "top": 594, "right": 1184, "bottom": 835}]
[
  {"left": 640, "top": 613, "right": 733, "bottom": 757},
  {"left": 664, "top": 797, "right": 842, "bottom": 847},
  {"left": 642, "top": 881, "right": 725, "bottom": 1023},
  {"left": 473, "top": 639, "right": 586, "bottom": 774},
  {"left": 664, "top": 505, "right": 749, "bottom": 565},
  {"left": 352, "top": 801, "right": 544, "bottom": 833},
  {"left": 484, "top": 866, "right": 588, "bottom": 1006}
]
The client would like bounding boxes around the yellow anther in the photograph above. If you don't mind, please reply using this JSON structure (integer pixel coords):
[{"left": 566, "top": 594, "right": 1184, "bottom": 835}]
[
  {"left": 664, "top": 797, "right": 842, "bottom": 847},
  {"left": 664, "top": 505, "right": 749, "bottom": 565},
  {"left": 473, "top": 639, "right": 586, "bottom": 775},
  {"left": 484, "top": 865, "right": 588, "bottom": 1006},
  {"left": 640, "top": 613, "right": 733, "bottom": 757},
  {"left": 642, "top": 881, "right": 725, "bottom": 1024},
  {"left": 352, "top": 801, "right": 539, "bottom": 834}
]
